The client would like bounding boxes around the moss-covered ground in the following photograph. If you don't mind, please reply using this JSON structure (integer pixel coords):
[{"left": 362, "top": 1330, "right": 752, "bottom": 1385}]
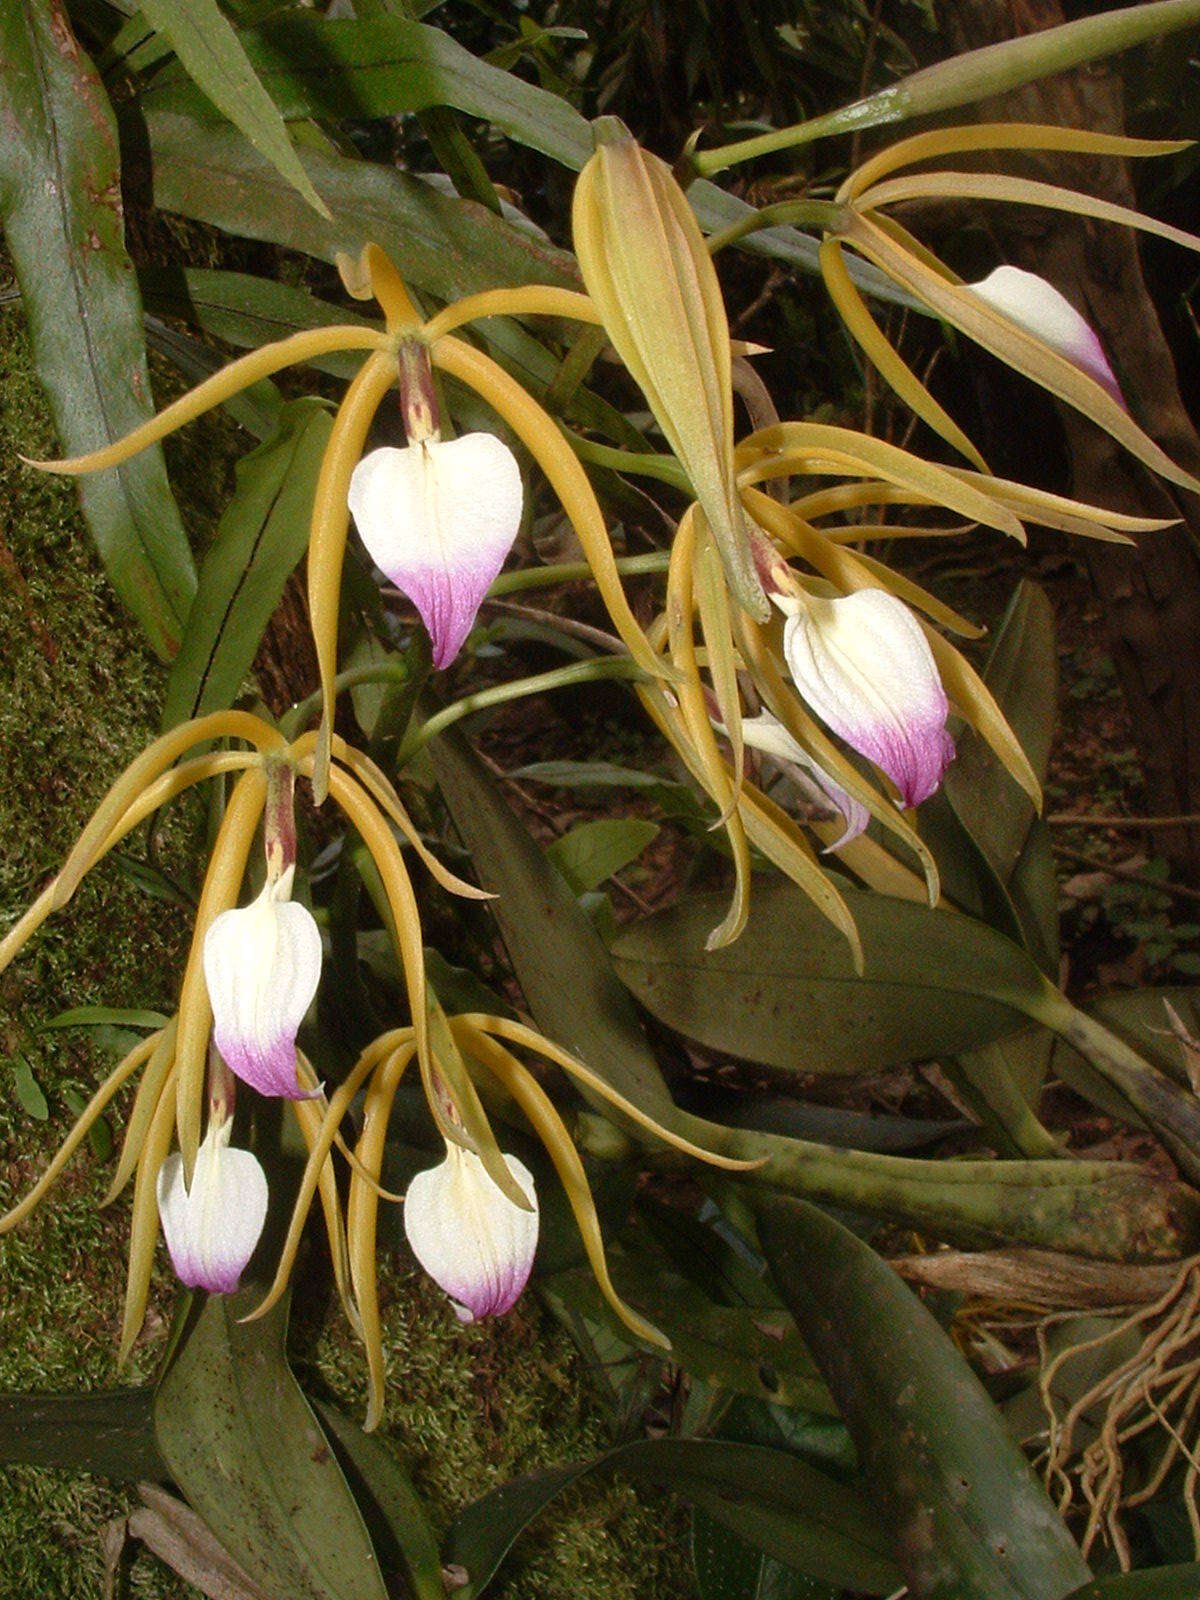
[{"left": 0, "top": 303, "right": 692, "bottom": 1600}]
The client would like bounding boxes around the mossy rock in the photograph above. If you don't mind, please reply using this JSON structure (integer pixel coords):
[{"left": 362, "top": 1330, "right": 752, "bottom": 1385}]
[{"left": 0, "top": 303, "right": 693, "bottom": 1600}]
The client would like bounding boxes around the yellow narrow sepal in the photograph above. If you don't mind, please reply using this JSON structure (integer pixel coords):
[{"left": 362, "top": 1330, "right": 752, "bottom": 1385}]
[
  {"left": 453, "top": 1022, "right": 669, "bottom": 1350},
  {"left": 420, "top": 286, "right": 600, "bottom": 342},
  {"left": 462, "top": 1015, "right": 765, "bottom": 1171},
  {"left": 819, "top": 236, "right": 988, "bottom": 471},
  {"left": 666, "top": 509, "right": 751, "bottom": 949},
  {"left": 308, "top": 350, "right": 397, "bottom": 804},
  {"left": 23, "top": 327, "right": 388, "bottom": 477},
  {"left": 0, "top": 1030, "right": 159, "bottom": 1233},
  {"left": 347, "top": 1044, "right": 415, "bottom": 1430},
  {"left": 52, "top": 711, "right": 280, "bottom": 911},
  {"left": 103, "top": 1019, "right": 179, "bottom": 1206},
  {"left": 174, "top": 768, "right": 268, "bottom": 1176},
  {"left": 572, "top": 138, "right": 766, "bottom": 618},
  {"left": 843, "top": 212, "right": 1200, "bottom": 496},
  {"left": 431, "top": 334, "right": 673, "bottom": 682},
  {"left": 840, "top": 122, "right": 1190, "bottom": 204},
  {"left": 119, "top": 1062, "right": 180, "bottom": 1365}
]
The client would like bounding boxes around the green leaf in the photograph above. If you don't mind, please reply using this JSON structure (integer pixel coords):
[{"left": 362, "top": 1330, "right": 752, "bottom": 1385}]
[
  {"left": 154, "top": 1290, "right": 388, "bottom": 1600},
  {"left": 757, "top": 1194, "right": 1092, "bottom": 1600},
  {"left": 62, "top": 1084, "right": 114, "bottom": 1159},
  {"left": 426, "top": 719, "right": 681, "bottom": 1127},
  {"left": 541, "top": 1259, "right": 834, "bottom": 1413},
  {"left": 610, "top": 878, "right": 1044, "bottom": 1076},
  {"left": 140, "top": 266, "right": 375, "bottom": 382},
  {"left": 162, "top": 398, "right": 333, "bottom": 729},
  {"left": 444, "top": 1437, "right": 901, "bottom": 1599},
  {"left": 944, "top": 581, "right": 1057, "bottom": 886},
  {"left": 11, "top": 1056, "right": 49, "bottom": 1121},
  {"left": 1061, "top": 1567, "right": 1200, "bottom": 1599},
  {"left": 137, "top": 15, "right": 908, "bottom": 302},
  {"left": 0, "top": 0, "right": 196, "bottom": 660},
  {"left": 545, "top": 818, "right": 659, "bottom": 895},
  {"left": 42, "top": 1005, "right": 170, "bottom": 1031},
  {"left": 137, "top": 0, "right": 330, "bottom": 217},
  {"left": 692, "top": 1508, "right": 838, "bottom": 1600},
  {"left": 313, "top": 1402, "right": 444, "bottom": 1600},
  {"left": 143, "top": 109, "right": 579, "bottom": 304},
  {"left": 0, "top": 1388, "right": 163, "bottom": 1479}
]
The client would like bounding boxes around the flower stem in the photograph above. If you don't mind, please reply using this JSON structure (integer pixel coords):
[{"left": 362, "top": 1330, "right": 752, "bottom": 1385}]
[{"left": 396, "top": 657, "right": 647, "bottom": 766}]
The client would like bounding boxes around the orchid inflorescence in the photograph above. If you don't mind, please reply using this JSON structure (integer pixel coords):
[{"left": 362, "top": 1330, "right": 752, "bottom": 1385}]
[{"left": 2, "top": 115, "right": 1197, "bottom": 1423}]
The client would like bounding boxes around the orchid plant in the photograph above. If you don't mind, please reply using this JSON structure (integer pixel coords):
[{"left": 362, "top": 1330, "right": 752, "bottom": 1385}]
[
  {"left": 6, "top": 0, "right": 1200, "bottom": 1590},
  {"left": 4, "top": 99, "right": 1200, "bottom": 1418}
]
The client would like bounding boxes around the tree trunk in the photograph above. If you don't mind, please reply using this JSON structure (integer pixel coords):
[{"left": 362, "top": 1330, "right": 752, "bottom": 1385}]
[{"left": 941, "top": 0, "right": 1200, "bottom": 878}]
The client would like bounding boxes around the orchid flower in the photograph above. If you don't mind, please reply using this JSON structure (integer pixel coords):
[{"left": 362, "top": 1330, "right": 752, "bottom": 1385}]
[
  {"left": 403, "top": 1141, "right": 539, "bottom": 1322},
  {"left": 203, "top": 866, "right": 322, "bottom": 1100},
  {"left": 967, "top": 266, "right": 1124, "bottom": 406},
  {"left": 348, "top": 432, "right": 523, "bottom": 669},
  {"left": 778, "top": 588, "right": 954, "bottom": 809},
  {"left": 157, "top": 1115, "right": 268, "bottom": 1295},
  {"left": 740, "top": 710, "right": 869, "bottom": 848}
]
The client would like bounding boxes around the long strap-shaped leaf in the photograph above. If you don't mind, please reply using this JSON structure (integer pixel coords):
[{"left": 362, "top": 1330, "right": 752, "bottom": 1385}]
[
  {"left": 0, "top": 0, "right": 196, "bottom": 660},
  {"left": 758, "top": 1194, "right": 1093, "bottom": 1600}
]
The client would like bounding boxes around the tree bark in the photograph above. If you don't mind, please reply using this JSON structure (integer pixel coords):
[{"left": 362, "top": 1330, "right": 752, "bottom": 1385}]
[{"left": 940, "top": 0, "right": 1200, "bottom": 878}]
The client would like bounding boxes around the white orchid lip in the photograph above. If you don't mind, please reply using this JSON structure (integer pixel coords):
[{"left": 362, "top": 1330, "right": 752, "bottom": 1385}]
[
  {"left": 968, "top": 265, "right": 1125, "bottom": 408},
  {"left": 781, "top": 587, "right": 954, "bottom": 809},
  {"left": 157, "top": 1120, "right": 268, "bottom": 1295},
  {"left": 202, "top": 874, "right": 323, "bottom": 1100},
  {"left": 403, "top": 1142, "right": 538, "bottom": 1322},
  {"left": 740, "top": 711, "right": 869, "bottom": 850},
  {"left": 348, "top": 433, "right": 523, "bottom": 670}
]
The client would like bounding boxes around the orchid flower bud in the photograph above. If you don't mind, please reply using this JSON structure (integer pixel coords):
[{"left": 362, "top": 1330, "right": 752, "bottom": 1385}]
[
  {"left": 156, "top": 1118, "right": 268, "bottom": 1294},
  {"left": 202, "top": 868, "right": 322, "bottom": 1099},
  {"left": 779, "top": 588, "right": 954, "bottom": 808},
  {"left": 968, "top": 266, "right": 1124, "bottom": 407},
  {"left": 348, "top": 432, "right": 523, "bottom": 670},
  {"left": 740, "top": 711, "right": 869, "bottom": 849},
  {"left": 403, "top": 1142, "right": 538, "bottom": 1322}
]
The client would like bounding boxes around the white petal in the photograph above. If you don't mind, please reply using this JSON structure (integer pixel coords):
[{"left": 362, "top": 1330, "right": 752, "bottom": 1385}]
[
  {"left": 157, "top": 1125, "right": 268, "bottom": 1295},
  {"left": 969, "top": 266, "right": 1124, "bottom": 406},
  {"left": 203, "top": 883, "right": 323, "bottom": 1099},
  {"left": 741, "top": 712, "right": 869, "bottom": 849},
  {"left": 348, "top": 434, "right": 523, "bottom": 669},
  {"left": 782, "top": 589, "right": 953, "bottom": 808},
  {"left": 404, "top": 1144, "right": 538, "bottom": 1321}
]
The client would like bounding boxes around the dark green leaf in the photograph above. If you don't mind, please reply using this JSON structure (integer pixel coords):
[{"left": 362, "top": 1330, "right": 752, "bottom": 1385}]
[
  {"left": 1061, "top": 1568, "right": 1200, "bottom": 1600},
  {"left": 444, "top": 1437, "right": 901, "bottom": 1599},
  {"left": 758, "top": 1194, "right": 1091, "bottom": 1600},
  {"left": 12, "top": 1056, "right": 49, "bottom": 1120},
  {"left": 62, "top": 1084, "right": 114, "bottom": 1159},
  {"left": 945, "top": 581, "right": 1056, "bottom": 875},
  {"left": 692, "top": 1508, "right": 838, "bottom": 1600},
  {"left": 542, "top": 1259, "right": 834, "bottom": 1413},
  {"left": 154, "top": 1290, "right": 388, "bottom": 1600},
  {"left": 137, "top": 0, "right": 329, "bottom": 216},
  {"left": 162, "top": 398, "right": 333, "bottom": 729},
  {"left": 545, "top": 818, "right": 658, "bottom": 895},
  {"left": 0, "top": 0, "right": 195, "bottom": 659},
  {"left": 426, "top": 719, "right": 681, "bottom": 1126},
  {"left": 143, "top": 110, "right": 579, "bottom": 303},
  {"left": 313, "top": 1402, "right": 443, "bottom": 1600},
  {"left": 0, "top": 1388, "right": 162, "bottom": 1479},
  {"left": 610, "top": 879, "right": 1043, "bottom": 1076}
]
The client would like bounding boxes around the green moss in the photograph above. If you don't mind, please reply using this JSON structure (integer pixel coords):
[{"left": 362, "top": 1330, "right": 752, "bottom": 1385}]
[{"left": 0, "top": 303, "right": 694, "bottom": 1600}]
